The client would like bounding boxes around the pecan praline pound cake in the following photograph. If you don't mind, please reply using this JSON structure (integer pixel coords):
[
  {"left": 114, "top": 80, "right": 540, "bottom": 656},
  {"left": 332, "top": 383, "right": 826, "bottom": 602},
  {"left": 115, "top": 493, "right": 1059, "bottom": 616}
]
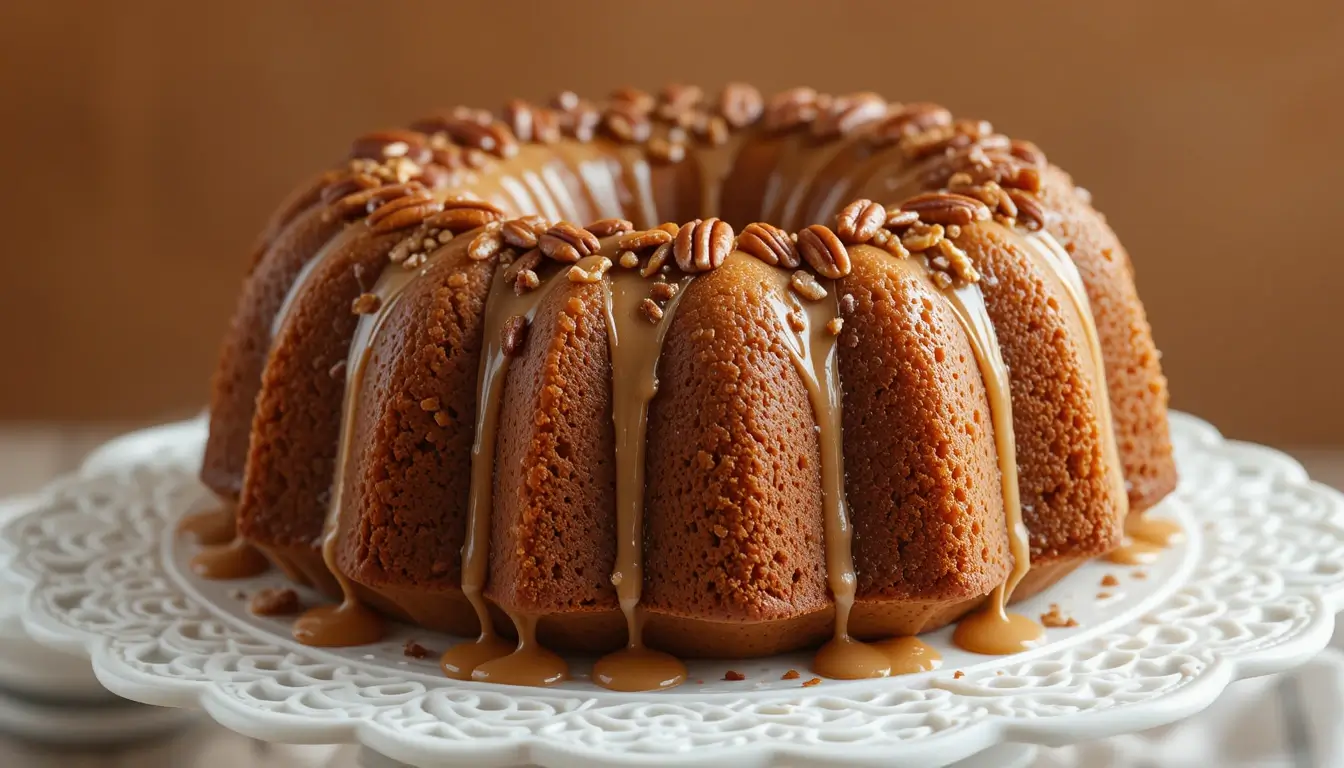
[{"left": 186, "top": 83, "right": 1178, "bottom": 692}]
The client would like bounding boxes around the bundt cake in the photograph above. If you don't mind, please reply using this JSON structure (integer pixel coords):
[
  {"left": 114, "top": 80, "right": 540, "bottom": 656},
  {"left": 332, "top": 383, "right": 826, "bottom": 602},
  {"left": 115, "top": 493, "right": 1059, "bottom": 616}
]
[{"left": 187, "top": 84, "right": 1178, "bottom": 691}]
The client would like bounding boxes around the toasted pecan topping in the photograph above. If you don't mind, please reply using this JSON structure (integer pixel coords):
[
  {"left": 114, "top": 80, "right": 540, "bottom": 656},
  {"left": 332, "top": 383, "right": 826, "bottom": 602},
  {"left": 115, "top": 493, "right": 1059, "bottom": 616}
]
[
  {"left": 320, "top": 172, "right": 383, "bottom": 206},
  {"left": 585, "top": 218, "right": 635, "bottom": 238},
  {"left": 657, "top": 83, "right": 704, "bottom": 120},
  {"left": 639, "top": 297, "right": 664, "bottom": 323},
  {"left": 603, "top": 106, "right": 652, "bottom": 143},
  {"left": 504, "top": 247, "right": 542, "bottom": 282},
  {"left": 927, "top": 238, "right": 980, "bottom": 285},
  {"left": 334, "top": 181, "right": 429, "bottom": 220},
  {"left": 738, "top": 222, "right": 801, "bottom": 268},
  {"left": 868, "top": 228, "right": 911, "bottom": 258},
  {"left": 1010, "top": 139, "right": 1047, "bottom": 167},
  {"left": 835, "top": 199, "right": 888, "bottom": 244},
  {"left": 797, "top": 224, "right": 851, "bottom": 279},
  {"left": 674, "top": 217, "right": 734, "bottom": 273},
  {"left": 649, "top": 281, "right": 678, "bottom": 301},
  {"left": 420, "top": 201, "right": 499, "bottom": 233},
  {"left": 351, "top": 293, "right": 382, "bottom": 315},
  {"left": 825, "top": 317, "right": 844, "bottom": 335},
  {"left": 501, "top": 99, "right": 537, "bottom": 143},
  {"left": 763, "top": 87, "right": 820, "bottom": 132},
  {"left": 568, "top": 256, "right": 613, "bottom": 283},
  {"left": 514, "top": 268, "right": 541, "bottom": 294},
  {"left": 349, "top": 129, "right": 431, "bottom": 163},
  {"left": 899, "top": 192, "right": 992, "bottom": 227},
  {"left": 551, "top": 90, "right": 581, "bottom": 112},
  {"left": 610, "top": 86, "right": 656, "bottom": 115},
  {"left": 467, "top": 224, "right": 506, "bottom": 261},
  {"left": 884, "top": 209, "right": 920, "bottom": 232},
  {"left": 640, "top": 241, "right": 673, "bottom": 278},
  {"left": 554, "top": 96, "right": 601, "bottom": 141},
  {"left": 870, "top": 103, "right": 953, "bottom": 146},
  {"left": 718, "top": 82, "right": 765, "bottom": 128},
  {"left": 540, "top": 222, "right": 601, "bottom": 263},
  {"left": 647, "top": 136, "right": 686, "bottom": 164},
  {"left": 790, "top": 269, "right": 828, "bottom": 302},
  {"left": 366, "top": 192, "right": 444, "bottom": 234},
  {"left": 900, "top": 222, "right": 945, "bottom": 253},
  {"left": 618, "top": 251, "right": 639, "bottom": 268},
  {"left": 617, "top": 227, "right": 673, "bottom": 251},
  {"left": 813, "top": 92, "right": 888, "bottom": 139},
  {"left": 501, "top": 216, "right": 548, "bottom": 249},
  {"left": 1006, "top": 189, "right": 1046, "bottom": 230}
]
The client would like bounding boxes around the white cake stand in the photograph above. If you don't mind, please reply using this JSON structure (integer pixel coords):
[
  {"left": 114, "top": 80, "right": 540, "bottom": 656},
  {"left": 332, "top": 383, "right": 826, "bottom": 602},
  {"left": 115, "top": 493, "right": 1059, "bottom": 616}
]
[{"left": 1, "top": 413, "right": 1341, "bottom": 768}]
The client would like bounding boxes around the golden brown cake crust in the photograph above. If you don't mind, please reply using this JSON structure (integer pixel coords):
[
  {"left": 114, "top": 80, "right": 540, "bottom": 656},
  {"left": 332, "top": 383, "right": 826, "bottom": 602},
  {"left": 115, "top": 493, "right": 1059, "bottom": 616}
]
[
  {"left": 642, "top": 254, "right": 831, "bottom": 624},
  {"left": 238, "top": 224, "right": 405, "bottom": 549},
  {"left": 487, "top": 279, "right": 620, "bottom": 615},
  {"left": 334, "top": 244, "right": 496, "bottom": 593},
  {"left": 201, "top": 205, "right": 347, "bottom": 500},
  {"left": 960, "top": 222, "right": 1125, "bottom": 563},
  {"left": 1034, "top": 166, "right": 1177, "bottom": 512},
  {"left": 837, "top": 245, "right": 1011, "bottom": 601}
]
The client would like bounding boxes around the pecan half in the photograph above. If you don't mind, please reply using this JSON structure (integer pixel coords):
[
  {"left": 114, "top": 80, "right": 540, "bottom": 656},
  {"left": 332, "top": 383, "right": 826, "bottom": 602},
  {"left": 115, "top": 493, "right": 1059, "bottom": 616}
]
[
  {"left": 835, "top": 199, "right": 887, "bottom": 244},
  {"left": 899, "top": 192, "right": 992, "bottom": 227},
  {"left": 501, "top": 216, "right": 549, "bottom": 249},
  {"left": 436, "top": 117, "right": 519, "bottom": 159},
  {"left": 335, "top": 181, "right": 429, "bottom": 220},
  {"left": 657, "top": 83, "right": 703, "bottom": 120},
  {"left": 539, "top": 221, "right": 601, "bottom": 263},
  {"left": 737, "top": 222, "right": 800, "bottom": 268},
  {"left": 813, "top": 93, "right": 888, "bottom": 139},
  {"left": 763, "top": 87, "right": 819, "bottom": 132},
  {"left": 673, "top": 217, "right": 734, "bottom": 273},
  {"left": 869, "top": 103, "right": 953, "bottom": 146},
  {"left": 429, "top": 207, "right": 503, "bottom": 234},
  {"left": 320, "top": 172, "right": 383, "bottom": 206},
  {"left": 718, "top": 83, "right": 764, "bottom": 128},
  {"left": 884, "top": 209, "right": 920, "bottom": 232},
  {"left": 1009, "top": 139, "right": 1047, "bottom": 167},
  {"left": 610, "top": 86, "right": 656, "bottom": 115},
  {"left": 502, "top": 99, "right": 537, "bottom": 143},
  {"left": 797, "top": 224, "right": 851, "bottom": 279},
  {"left": 366, "top": 193, "right": 444, "bottom": 234},
  {"left": 585, "top": 218, "right": 634, "bottom": 238},
  {"left": 1006, "top": 190, "right": 1046, "bottom": 230},
  {"left": 349, "top": 129, "right": 430, "bottom": 162}
]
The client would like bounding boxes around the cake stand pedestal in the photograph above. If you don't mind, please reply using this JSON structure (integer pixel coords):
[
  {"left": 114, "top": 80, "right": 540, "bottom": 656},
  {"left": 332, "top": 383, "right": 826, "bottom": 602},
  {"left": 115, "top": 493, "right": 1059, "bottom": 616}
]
[{"left": 3, "top": 413, "right": 1342, "bottom": 768}]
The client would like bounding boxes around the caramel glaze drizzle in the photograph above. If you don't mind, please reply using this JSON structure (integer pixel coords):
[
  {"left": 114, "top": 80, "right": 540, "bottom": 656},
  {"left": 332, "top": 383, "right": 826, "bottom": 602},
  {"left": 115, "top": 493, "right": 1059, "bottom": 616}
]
[
  {"left": 189, "top": 84, "right": 1169, "bottom": 687},
  {"left": 591, "top": 260, "right": 694, "bottom": 692},
  {"left": 448, "top": 255, "right": 568, "bottom": 686}
]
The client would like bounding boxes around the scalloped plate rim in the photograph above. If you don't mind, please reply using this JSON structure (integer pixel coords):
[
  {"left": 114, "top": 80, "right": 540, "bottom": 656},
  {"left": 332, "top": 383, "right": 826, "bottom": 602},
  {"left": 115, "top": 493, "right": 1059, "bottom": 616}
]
[{"left": 1, "top": 412, "right": 1342, "bottom": 768}]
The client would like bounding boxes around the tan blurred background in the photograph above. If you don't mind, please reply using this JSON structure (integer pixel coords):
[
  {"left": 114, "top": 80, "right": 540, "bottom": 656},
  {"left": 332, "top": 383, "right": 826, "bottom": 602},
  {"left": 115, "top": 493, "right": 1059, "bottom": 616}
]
[{"left": 0, "top": 0, "right": 1340, "bottom": 445}]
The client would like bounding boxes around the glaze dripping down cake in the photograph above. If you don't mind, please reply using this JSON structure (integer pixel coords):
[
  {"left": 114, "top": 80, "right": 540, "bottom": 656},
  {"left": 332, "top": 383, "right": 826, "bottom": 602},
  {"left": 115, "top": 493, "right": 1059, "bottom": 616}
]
[{"left": 190, "top": 84, "right": 1177, "bottom": 691}]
